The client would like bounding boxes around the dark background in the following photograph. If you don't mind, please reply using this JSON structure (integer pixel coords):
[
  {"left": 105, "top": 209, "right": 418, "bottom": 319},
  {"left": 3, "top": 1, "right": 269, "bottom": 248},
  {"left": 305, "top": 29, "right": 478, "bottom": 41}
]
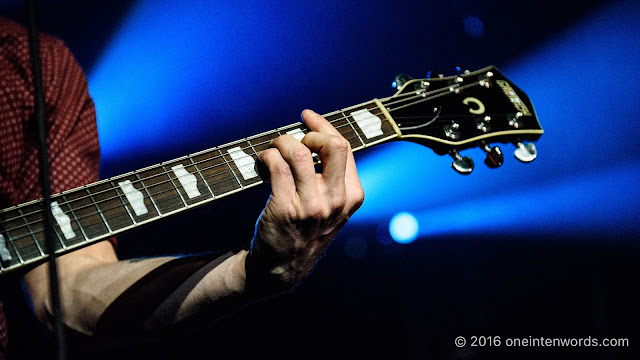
[{"left": 1, "top": 0, "right": 638, "bottom": 359}]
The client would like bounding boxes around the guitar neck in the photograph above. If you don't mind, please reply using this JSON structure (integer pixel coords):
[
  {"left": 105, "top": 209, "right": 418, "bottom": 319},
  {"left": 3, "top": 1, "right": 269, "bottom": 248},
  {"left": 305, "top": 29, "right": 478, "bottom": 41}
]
[{"left": 0, "top": 99, "right": 399, "bottom": 276}]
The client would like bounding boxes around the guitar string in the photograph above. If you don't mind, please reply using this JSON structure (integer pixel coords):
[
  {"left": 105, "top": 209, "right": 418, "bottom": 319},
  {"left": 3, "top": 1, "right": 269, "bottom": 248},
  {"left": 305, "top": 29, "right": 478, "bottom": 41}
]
[
  {"left": 1, "top": 79, "right": 485, "bottom": 245},
  {"left": 0, "top": 81, "right": 461, "bottom": 225},
  {"left": 0, "top": 80, "right": 485, "bottom": 247},
  {"left": 1, "top": 80, "right": 488, "bottom": 250}
]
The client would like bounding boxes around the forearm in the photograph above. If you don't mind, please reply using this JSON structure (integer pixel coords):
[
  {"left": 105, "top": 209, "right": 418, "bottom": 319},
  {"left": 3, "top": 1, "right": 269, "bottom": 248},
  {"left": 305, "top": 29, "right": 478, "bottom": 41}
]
[{"left": 24, "top": 246, "right": 248, "bottom": 337}]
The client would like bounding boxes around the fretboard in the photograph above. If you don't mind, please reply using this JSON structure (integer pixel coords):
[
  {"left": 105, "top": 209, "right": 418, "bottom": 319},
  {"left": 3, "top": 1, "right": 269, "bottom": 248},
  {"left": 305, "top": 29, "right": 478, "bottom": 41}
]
[{"left": 0, "top": 99, "right": 399, "bottom": 276}]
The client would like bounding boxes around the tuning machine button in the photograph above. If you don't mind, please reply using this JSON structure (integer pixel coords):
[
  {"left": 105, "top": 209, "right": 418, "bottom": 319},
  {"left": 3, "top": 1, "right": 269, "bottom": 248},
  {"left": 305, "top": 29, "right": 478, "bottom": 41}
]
[
  {"left": 513, "top": 141, "right": 537, "bottom": 162},
  {"left": 450, "top": 150, "right": 474, "bottom": 175},
  {"left": 392, "top": 74, "right": 413, "bottom": 89},
  {"left": 480, "top": 141, "right": 503, "bottom": 168}
]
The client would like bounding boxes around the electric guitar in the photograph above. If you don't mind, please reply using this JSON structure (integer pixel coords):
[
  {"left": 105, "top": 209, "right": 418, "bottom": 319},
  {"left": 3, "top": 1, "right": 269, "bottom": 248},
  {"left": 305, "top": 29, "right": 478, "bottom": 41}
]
[{"left": 0, "top": 66, "right": 543, "bottom": 277}]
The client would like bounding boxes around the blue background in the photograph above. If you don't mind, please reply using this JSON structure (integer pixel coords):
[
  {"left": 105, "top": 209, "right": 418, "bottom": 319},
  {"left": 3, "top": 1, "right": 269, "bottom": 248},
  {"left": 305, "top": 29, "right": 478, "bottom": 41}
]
[{"left": 2, "top": 0, "right": 638, "bottom": 359}]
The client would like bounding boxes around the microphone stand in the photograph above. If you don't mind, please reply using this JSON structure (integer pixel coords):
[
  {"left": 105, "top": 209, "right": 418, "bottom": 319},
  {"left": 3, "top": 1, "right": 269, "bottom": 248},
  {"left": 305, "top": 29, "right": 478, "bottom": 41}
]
[{"left": 25, "top": 1, "right": 67, "bottom": 359}]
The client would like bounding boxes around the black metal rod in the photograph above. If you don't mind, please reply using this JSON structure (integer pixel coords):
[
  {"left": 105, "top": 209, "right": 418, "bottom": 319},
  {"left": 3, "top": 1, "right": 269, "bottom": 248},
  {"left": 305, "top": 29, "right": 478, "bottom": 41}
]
[{"left": 25, "top": 1, "right": 67, "bottom": 359}]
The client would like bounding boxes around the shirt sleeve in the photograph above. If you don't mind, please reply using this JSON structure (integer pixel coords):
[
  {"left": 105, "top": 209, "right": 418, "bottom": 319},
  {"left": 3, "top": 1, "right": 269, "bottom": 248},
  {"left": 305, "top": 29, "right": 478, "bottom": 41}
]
[{"left": 25, "top": 35, "right": 101, "bottom": 200}]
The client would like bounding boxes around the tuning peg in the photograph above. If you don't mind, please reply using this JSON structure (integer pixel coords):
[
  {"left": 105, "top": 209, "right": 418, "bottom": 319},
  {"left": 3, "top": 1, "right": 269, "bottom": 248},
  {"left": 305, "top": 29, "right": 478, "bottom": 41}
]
[
  {"left": 513, "top": 141, "right": 537, "bottom": 162},
  {"left": 480, "top": 142, "right": 503, "bottom": 168},
  {"left": 449, "top": 150, "right": 474, "bottom": 175},
  {"left": 426, "top": 69, "right": 445, "bottom": 79},
  {"left": 392, "top": 74, "right": 413, "bottom": 89},
  {"left": 455, "top": 66, "right": 471, "bottom": 74}
]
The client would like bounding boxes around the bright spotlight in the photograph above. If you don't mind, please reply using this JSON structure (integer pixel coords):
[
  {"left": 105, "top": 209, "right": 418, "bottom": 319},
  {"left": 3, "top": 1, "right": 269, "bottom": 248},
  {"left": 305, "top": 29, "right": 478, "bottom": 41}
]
[{"left": 389, "top": 212, "right": 419, "bottom": 244}]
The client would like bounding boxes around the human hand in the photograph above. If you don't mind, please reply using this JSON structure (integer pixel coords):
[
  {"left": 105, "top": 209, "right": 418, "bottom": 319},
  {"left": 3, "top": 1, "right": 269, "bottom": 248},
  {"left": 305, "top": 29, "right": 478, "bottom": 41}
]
[{"left": 246, "top": 109, "right": 364, "bottom": 292}]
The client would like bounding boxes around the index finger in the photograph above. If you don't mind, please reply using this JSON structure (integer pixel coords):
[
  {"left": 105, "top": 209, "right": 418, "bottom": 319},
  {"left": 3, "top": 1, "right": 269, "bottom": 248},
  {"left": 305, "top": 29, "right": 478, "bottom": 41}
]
[
  {"left": 301, "top": 109, "right": 342, "bottom": 136},
  {"left": 301, "top": 109, "right": 362, "bottom": 198}
]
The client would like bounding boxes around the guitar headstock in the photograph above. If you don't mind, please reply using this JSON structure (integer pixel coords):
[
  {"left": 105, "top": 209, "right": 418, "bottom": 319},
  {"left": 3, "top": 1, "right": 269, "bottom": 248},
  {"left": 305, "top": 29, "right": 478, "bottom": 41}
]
[{"left": 384, "top": 66, "right": 542, "bottom": 174}]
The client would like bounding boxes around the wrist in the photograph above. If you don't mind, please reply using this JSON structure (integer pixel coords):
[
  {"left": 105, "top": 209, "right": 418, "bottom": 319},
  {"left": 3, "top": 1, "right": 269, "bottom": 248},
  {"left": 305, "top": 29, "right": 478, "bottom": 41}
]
[{"left": 245, "top": 238, "right": 299, "bottom": 296}]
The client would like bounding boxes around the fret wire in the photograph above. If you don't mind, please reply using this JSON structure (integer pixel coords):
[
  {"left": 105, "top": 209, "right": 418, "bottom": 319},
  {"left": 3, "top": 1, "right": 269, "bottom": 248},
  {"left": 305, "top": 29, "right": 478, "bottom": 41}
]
[
  {"left": 189, "top": 156, "right": 215, "bottom": 198},
  {"left": 86, "top": 189, "right": 113, "bottom": 234},
  {"left": 0, "top": 220, "right": 24, "bottom": 264},
  {"left": 111, "top": 181, "right": 137, "bottom": 225},
  {"left": 341, "top": 110, "right": 366, "bottom": 147},
  {"left": 161, "top": 165, "right": 188, "bottom": 207},
  {"left": 17, "top": 207, "right": 45, "bottom": 256},
  {"left": 52, "top": 208, "right": 69, "bottom": 249},
  {"left": 247, "top": 140, "right": 259, "bottom": 156},
  {"left": 221, "top": 149, "right": 244, "bottom": 189},
  {"left": 63, "top": 194, "right": 89, "bottom": 242},
  {"left": 135, "top": 172, "right": 162, "bottom": 215}
]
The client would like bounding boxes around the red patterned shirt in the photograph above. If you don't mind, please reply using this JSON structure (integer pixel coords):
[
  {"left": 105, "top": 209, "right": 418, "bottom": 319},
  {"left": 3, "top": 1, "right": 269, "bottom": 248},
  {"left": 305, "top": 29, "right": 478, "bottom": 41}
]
[{"left": 0, "top": 17, "right": 101, "bottom": 359}]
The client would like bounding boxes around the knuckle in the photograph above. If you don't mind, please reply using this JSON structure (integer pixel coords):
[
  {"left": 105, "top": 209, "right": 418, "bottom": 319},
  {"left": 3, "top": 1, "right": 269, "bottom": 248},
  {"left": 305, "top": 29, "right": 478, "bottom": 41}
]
[
  {"left": 274, "top": 163, "right": 292, "bottom": 177},
  {"left": 260, "top": 147, "right": 278, "bottom": 160},
  {"left": 330, "top": 136, "right": 349, "bottom": 152},
  {"left": 304, "top": 199, "right": 325, "bottom": 220},
  {"left": 270, "top": 136, "right": 284, "bottom": 147},
  {"left": 329, "top": 192, "right": 347, "bottom": 212},
  {"left": 281, "top": 204, "right": 298, "bottom": 220},
  {"left": 291, "top": 146, "right": 312, "bottom": 164},
  {"left": 351, "top": 187, "right": 365, "bottom": 209}
]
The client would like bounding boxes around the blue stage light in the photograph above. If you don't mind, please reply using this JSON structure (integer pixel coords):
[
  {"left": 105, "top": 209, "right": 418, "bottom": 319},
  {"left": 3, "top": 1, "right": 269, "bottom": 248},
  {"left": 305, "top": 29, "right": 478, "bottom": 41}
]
[
  {"left": 389, "top": 212, "right": 419, "bottom": 244},
  {"left": 352, "top": 0, "right": 640, "bottom": 241}
]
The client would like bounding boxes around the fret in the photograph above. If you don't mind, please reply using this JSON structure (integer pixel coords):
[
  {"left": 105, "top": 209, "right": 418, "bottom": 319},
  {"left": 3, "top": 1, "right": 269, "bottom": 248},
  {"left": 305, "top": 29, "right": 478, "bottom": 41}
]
[
  {"left": 0, "top": 217, "right": 23, "bottom": 267},
  {"left": 65, "top": 188, "right": 112, "bottom": 239},
  {"left": 341, "top": 101, "right": 397, "bottom": 148},
  {"left": 324, "top": 111, "right": 365, "bottom": 151},
  {"left": 160, "top": 165, "right": 188, "bottom": 208},
  {"left": 223, "top": 151, "right": 244, "bottom": 189},
  {"left": 19, "top": 203, "right": 67, "bottom": 253},
  {"left": 88, "top": 182, "right": 135, "bottom": 231},
  {"left": 0, "top": 208, "right": 41, "bottom": 264},
  {"left": 62, "top": 195, "right": 89, "bottom": 242},
  {"left": 221, "top": 141, "right": 262, "bottom": 188},
  {"left": 188, "top": 157, "right": 215, "bottom": 198},
  {"left": 137, "top": 166, "right": 186, "bottom": 215},
  {"left": 247, "top": 132, "right": 277, "bottom": 153},
  {"left": 16, "top": 206, "right": 44, "bottom": 255},
  {"left": 50, "top": 197, "right": 86, "bottom": 248},
  {"left": 116, "top": 175, "right": 160, "bottom": 222},
  {"left": 191, "top": 149, "right": 241, "bottom": 197},
  {"left": 164, "top": 159, "right": 214, "bottom": 206},
  {"left": 50, "top": 220, "right": 68, "bottom": 250},
  {"left": 135, "top": 172, "right": 162, "bottom": 215},
  {"left": 111, "top": 181, "right": 137, "bottom": 224}
]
